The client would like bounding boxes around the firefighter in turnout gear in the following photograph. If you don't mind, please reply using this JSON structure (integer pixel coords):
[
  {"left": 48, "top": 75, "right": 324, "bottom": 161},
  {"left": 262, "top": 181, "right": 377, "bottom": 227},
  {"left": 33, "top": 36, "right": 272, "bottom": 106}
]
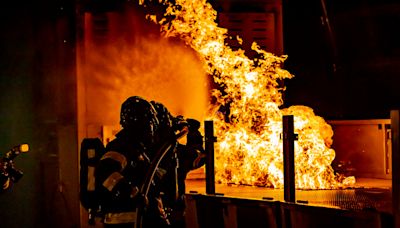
[
  {"left": 95, "top": 96, "right": 169, "bottom": 227},
  {"left": 172, "top": 117, "right": 206, "bottom": 228},
  {"left": 150, "top": 101, "right": 206, "bottom": 228}
]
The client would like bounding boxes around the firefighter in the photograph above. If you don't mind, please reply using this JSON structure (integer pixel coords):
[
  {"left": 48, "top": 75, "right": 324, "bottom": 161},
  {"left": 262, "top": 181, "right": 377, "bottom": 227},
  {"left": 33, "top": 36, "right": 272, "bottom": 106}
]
[
  {"left": 176, "top": 118, "right": 206, "bottom": 196},
  {"left": 149, "top": 101, "right": 182, "bottom": 225},
  {"left": 150, "top": 101, "right": 206, "bottom": 228},
  {"left": 95, "top": 96, "right": 169, "bottom": 227},
  {"left": 172, "top": 118, "right": 206, "bottom": 228}
]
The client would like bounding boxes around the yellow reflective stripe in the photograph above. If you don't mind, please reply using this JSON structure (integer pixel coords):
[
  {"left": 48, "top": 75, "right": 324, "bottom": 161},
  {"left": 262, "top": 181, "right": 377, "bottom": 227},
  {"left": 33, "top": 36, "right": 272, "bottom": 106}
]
[
  {"left": 104, "top": 212, "right": 137, "bottom": 224},
  {"left": 101, "top": 151, "right": 127, "bottom": 170},
  {"left": 103, "top": 172, "right": 124, "bottom": 192}
]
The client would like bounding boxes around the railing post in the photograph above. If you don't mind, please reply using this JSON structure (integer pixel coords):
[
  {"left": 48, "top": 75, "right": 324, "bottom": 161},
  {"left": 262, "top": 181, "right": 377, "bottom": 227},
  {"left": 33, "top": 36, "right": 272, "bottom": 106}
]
[
  {"left": 283, "top": 115, "right": 296, "bottom": 203},
  {"left": 205, "top": 120, "right": 216, "bottom": 195},
  {"left": 391, "top": 110, "right": 400, "bottom": 228}
]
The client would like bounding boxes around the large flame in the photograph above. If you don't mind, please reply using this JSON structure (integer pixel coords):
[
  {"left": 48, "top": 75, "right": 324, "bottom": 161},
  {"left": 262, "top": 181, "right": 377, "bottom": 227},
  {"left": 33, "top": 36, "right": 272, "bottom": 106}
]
[{"left": 140, "top": 0, "right": 355, "bottom": 189}]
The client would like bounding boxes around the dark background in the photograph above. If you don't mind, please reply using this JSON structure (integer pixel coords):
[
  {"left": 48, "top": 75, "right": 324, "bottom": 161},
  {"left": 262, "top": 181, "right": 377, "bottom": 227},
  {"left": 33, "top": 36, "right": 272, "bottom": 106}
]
[
  {"left": 0, "top": 1, "right": 78, "bottom": 227},
  {"left": 282, "top": 0, "right": 400, "bottom": 120}
]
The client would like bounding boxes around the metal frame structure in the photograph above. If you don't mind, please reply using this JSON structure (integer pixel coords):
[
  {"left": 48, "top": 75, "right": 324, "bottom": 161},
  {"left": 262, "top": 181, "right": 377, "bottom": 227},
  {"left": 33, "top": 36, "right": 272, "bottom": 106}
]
[{"left": 198, "top": 112, "right": 399, "bottom": 227}]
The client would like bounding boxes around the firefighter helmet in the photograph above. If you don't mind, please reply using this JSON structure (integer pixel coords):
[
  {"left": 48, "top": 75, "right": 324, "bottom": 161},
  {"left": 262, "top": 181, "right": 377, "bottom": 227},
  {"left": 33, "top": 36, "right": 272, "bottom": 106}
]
[
  {"left": 120, "top": 96, "right": 159, "bottom": 140},
  {"left": 150, "top": 101, "right": 173, "bottom": 129}
]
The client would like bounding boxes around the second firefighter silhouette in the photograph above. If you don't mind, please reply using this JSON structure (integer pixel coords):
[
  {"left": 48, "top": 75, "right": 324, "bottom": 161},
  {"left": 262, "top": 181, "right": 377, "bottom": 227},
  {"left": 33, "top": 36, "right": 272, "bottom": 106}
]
[
  {"left": 95, "top": 96, "right": 205, "bottom": 227},
  {"left": 151, "top": 101, "right": 206, "bottom": 228}
]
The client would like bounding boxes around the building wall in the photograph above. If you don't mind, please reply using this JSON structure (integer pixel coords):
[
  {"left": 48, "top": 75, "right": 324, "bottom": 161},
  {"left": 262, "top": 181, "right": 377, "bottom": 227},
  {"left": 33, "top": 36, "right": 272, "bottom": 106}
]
[{"left": 0, "top": 1, "right": 79, "bottom": 228}]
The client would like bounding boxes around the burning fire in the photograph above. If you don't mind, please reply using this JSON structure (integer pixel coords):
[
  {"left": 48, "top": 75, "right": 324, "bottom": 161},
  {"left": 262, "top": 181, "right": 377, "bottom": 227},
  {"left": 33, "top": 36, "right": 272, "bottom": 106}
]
[{"left": 139, "top": 0, "right": 355, "bottom": 189}]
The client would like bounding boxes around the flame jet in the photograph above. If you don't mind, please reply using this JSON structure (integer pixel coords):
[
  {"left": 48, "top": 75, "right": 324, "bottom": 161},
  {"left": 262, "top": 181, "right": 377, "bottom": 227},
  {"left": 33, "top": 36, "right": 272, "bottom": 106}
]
[{"left": 139, "top": 0, "right": 355, "bottom": 189}]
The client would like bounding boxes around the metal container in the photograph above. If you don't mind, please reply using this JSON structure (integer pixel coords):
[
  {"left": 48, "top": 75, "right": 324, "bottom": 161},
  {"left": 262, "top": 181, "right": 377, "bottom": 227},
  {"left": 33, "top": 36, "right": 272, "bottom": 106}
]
[{"left": 328, "top": 119, "right": 391, "bottom": 180}]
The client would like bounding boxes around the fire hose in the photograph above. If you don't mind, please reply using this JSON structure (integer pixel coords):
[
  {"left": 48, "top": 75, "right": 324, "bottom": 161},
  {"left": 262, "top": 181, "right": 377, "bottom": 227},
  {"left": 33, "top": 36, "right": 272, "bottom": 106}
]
[{"left": 135, "top": 125, "right": 189, "bottom": 228}]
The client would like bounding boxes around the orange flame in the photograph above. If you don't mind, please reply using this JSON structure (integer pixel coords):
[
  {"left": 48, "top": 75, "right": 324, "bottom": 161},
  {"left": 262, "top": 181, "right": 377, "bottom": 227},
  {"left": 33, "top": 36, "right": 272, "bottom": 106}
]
[{"left": 140, "top": 0, "right": 355, "bottom": 189}]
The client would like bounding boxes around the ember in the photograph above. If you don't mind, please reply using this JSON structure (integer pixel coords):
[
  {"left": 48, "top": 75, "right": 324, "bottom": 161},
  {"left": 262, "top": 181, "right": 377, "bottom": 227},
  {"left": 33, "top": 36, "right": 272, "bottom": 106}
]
[{"left": 140, "top": 0, "right": 355, "bottom": 189}]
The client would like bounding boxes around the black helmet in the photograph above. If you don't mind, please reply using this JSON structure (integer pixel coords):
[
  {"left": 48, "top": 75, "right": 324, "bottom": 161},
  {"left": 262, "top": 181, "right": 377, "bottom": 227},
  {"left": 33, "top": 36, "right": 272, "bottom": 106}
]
[
  {"left": 150, "top": 100, "right": 173, "bottom": 129},
  {"left": 120, "top": 96, "right": 159, "bottom": 140},
  {"left": 187, "top": 118, "right": 200, "bottom": 131}
]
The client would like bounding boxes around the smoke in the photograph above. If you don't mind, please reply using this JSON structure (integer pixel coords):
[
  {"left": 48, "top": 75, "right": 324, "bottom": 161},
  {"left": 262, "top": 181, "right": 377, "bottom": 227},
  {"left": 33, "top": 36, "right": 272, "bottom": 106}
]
[{"left": 83, "top": 18, "right": 209, "bottom": 126}]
